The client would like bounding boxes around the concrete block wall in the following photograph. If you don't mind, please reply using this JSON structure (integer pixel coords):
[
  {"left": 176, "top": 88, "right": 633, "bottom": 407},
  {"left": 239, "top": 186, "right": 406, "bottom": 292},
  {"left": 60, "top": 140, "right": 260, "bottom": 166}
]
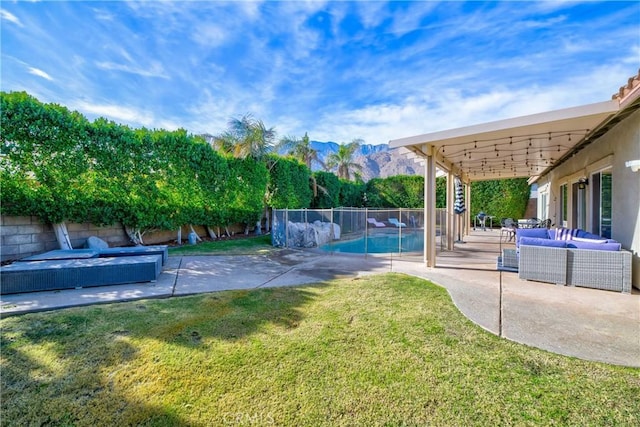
[
  {"left": 1, "top": 216, "right": 252, "bottom": 262},
  {"left": 1, "top": 216, "right": 129, "bottom": 262},
  {"left": 66, "top": 222, "right": 129, "bottom": 249},
  {"left": 1, "top": 216, "right": 58, "bottom": 262}
]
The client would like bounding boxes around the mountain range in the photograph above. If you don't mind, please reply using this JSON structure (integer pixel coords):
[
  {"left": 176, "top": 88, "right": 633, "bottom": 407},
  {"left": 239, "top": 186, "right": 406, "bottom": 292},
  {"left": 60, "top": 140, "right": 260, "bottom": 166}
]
[
  {"left": 309, "top": 141, "right": 423, "bottom": 181},
  {"left": 198, "top": 134, "right": 423, "bottom": 181}
]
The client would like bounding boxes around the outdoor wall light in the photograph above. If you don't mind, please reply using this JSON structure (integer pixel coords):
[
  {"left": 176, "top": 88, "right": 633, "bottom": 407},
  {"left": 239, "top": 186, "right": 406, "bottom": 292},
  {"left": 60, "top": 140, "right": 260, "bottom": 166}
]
[
  {"left": 578, "top": 178, "right": 588, "bottom": 190},
  {"left": 625, "top": 160, "right": 640, "bottom": 172}
]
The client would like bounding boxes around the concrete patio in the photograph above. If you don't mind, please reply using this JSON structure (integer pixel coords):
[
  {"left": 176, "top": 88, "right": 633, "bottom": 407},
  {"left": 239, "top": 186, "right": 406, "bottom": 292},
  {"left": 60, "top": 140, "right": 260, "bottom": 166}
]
[{"left": 1, "top": 229, "right": 638, "bottom": 367}]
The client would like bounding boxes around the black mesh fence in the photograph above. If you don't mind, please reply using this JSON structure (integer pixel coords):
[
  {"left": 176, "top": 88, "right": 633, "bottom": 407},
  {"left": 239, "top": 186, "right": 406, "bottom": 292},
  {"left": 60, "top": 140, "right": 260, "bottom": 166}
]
[{"left": 272, "top": 207, "right": 446, "bottom": 255}]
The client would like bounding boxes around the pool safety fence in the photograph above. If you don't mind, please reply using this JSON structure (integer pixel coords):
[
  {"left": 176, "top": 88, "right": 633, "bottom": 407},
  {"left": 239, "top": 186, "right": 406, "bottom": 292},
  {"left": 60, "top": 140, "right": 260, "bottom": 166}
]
[{"left": 271, "top": 208, "right": 447, "bottom": 255}]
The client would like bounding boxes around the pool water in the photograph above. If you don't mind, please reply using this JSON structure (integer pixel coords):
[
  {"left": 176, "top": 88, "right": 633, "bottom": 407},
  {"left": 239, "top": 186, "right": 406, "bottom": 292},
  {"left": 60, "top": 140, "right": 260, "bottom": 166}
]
[{"left": 320, "top": 231, "right": 424, "bottom": 254}]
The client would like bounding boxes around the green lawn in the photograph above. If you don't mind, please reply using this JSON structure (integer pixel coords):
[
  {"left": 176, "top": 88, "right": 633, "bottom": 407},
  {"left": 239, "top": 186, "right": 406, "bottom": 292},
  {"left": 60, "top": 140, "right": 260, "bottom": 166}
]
[
  {"left": 168, "top": 234, "right": 275, "bottom": 256},
  {"left": 2, "top": 274, "right": 638, "bottom": 426}
]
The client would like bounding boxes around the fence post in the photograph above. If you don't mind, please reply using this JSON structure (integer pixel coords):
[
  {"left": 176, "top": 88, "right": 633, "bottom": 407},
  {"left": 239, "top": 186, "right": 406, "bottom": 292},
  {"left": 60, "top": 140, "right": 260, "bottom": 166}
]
[
  {"left": 364, "top": 207, "right": 368, "bottom": 257},
  {"left": 398, "top": 208, "right": 402, "bottom": 255},
  {"left": 330, "top": 208, "right": 334, "bottom": 240}
]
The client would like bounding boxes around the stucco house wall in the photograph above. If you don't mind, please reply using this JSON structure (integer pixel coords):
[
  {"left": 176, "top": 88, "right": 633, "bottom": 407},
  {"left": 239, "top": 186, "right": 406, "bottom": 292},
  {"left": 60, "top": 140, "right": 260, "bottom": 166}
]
[{"left": 536, "top": 108, "right": 639, "bottom": 288}]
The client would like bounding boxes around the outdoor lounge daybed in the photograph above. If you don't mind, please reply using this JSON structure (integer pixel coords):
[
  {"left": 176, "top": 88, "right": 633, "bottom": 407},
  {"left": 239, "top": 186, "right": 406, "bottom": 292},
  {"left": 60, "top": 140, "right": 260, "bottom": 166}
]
[
  {"left": 1, "top": 255, "right": 163, "bottom": 295},
  {"left": 19, "top": 246, "right": 169, "bottom": 265},
  {"left": 506, "top": 228, "right": 632, "bottom": 294},
  {"left": 98, "top": 245, "right": 169, "bottom": 264}
]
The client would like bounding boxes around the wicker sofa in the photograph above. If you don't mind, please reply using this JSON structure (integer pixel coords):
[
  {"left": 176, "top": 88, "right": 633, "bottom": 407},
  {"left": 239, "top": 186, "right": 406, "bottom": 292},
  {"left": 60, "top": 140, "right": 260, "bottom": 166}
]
[{"left": 513, "top": 228, "right": 632, "bottom": 294}]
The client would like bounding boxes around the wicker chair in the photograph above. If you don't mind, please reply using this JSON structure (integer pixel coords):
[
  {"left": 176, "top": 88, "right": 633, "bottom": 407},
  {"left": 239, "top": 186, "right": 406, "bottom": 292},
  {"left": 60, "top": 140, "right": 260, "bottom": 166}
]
[{"left": 518, "top": 245, "right": 632, "bottom": 293}]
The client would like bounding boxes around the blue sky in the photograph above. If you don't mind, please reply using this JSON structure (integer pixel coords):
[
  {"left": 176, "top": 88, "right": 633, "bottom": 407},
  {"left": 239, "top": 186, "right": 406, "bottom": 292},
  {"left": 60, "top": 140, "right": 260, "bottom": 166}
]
[{"left": 2, "top": 1, "right": 639, "bottom": 145}]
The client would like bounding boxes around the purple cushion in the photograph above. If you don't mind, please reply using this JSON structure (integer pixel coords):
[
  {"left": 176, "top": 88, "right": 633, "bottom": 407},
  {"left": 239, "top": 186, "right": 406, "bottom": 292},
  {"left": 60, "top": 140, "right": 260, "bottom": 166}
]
[
  {"left": 519, "top": 237, "right": 567, "bottom": 248},
  {"left": 576, "top": 230, "right": 600, "bottom": 240},
  {"left": 566, "top": 241, "right": 621, "bottom": 251},
  {"left": 515, "top": 228, "right": 551, "bottom": 248},
  {"left": 575, "top": 230, "right": 617, "bottom": 243}
]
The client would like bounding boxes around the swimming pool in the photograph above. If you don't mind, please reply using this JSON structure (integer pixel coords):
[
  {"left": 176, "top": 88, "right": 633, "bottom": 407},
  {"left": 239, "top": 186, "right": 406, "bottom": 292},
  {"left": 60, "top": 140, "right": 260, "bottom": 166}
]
[{"left": 320, "top": 231, "right": 424, "bottom": 254}]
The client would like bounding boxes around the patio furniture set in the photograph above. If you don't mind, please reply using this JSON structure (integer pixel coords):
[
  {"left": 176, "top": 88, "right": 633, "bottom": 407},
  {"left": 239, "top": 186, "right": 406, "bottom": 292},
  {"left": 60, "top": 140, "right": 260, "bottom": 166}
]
[
  {"left": 0, "top": 242, "right": 168, "bottom": 295},
  {"left": 498, "top": 227, "right": 632, "bottom": 294}
]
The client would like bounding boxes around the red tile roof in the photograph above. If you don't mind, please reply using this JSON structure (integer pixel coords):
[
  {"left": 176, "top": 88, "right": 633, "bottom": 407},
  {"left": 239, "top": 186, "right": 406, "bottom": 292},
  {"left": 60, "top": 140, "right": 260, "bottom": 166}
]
[{"left": 612, "top": 69, "right": 640, "bottom": 107}]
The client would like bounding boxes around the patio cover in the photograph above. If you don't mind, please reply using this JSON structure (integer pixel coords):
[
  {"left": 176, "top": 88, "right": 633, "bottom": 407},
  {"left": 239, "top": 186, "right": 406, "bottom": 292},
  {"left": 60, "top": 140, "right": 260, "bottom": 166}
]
[
  {"left": 390, "top": 100, "right": 619, "bottom": 182},
  {"left": 388, "top": 99, "right": 621, "bottom": 267}
]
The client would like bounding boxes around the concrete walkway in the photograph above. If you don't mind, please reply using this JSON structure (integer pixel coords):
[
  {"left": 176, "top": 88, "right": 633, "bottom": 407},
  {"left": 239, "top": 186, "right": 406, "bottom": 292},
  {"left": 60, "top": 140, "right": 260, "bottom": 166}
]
[{"left": 2, "top": 233, "right": 639, "bottom": 367}]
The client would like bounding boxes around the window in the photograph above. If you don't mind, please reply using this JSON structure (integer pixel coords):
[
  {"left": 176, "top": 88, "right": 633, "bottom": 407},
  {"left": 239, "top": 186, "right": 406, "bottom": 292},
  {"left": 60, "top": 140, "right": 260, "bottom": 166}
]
[
  {"left": 560, "top": 183, "right": 568, "bottom": 228},
  {"left": 539, "top": 191, "right": 548, "bottom": 220},
  {"left": 591, "top": 171, "right": 612, "bottom": 238},
  {"left": 572, "top": 182, "right": 587, "bottom": 230}
]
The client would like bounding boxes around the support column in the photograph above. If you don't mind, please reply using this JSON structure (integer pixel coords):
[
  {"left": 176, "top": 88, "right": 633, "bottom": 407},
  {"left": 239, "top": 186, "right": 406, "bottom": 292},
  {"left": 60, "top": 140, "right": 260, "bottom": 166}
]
[
  {"left": 446, "top": 172, "right": 455, "bottom": 250},
  {"left": 425, "top": 148, "right": 437, "bottom": 267},
  {"left": 465, "top": 182, "right": 471, "bottom": 235}
]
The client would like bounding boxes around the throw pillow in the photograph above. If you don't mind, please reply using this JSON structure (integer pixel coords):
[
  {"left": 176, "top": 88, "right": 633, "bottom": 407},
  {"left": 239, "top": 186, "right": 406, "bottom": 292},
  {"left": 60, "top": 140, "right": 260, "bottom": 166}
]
[
  {"left": 572, "top": 236, "right": 607, "bottom": 244},
  {"left": 554, "top": 228, "right": 579, "bottom": 241}
]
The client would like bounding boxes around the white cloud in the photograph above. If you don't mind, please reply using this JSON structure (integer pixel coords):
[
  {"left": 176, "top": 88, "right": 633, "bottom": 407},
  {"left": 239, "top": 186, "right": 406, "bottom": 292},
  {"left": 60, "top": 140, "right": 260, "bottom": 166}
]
[
  {"left": 303, "top": 61, "right": 636, "bottom": 146},
  {"left": 355, "top": 1, "right": 390, "bottom": 29},
  {"left": 72, "top": 101, "right": 155, "bottom": 127},
  {"left": 191, "top": 24, "right": 228, "bottom": 48},
  {"left": 27, "top": 67, "right": 53, "bottom": 81},
  {"left": 92, "top": 7, "right": 114, "bottom": 22},
  {"left": 3, "top": 0, "right": 637, "bottom": 150},
  {"left": 388, "top": 1, "right": 440, "bottom": 36},
  {"left": 95, "top": 61, "right": 169, "bottom": 79},
  {"left": 0, "top": 10, "right": 23, "bottom": 27}
]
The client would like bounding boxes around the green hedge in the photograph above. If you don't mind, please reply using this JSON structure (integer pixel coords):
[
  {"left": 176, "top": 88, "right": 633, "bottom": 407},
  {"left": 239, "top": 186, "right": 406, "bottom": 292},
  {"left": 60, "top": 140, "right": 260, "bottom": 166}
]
[
  {"left": 1, "top": 92, "right": 531, "bottom": 234},
  {"left": 470, "top": 179, "right": 530, "bottom": 220},
  {"left": 0, "top": 92, "right": 266, "bottom": 233},
  {"left": 267, "top": 155, "right": 312, "bottom": 209}
]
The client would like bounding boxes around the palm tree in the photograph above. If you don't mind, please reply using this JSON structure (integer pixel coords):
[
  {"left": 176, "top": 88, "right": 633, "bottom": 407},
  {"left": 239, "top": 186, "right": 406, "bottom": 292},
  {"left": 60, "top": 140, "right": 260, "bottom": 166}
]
[
  {"left": 209, "top": 114, "right": 277, "bottom": 234},
  {"left": 278, "top": 132, "right": 329, "bottom": 197},
  {"left": 212, "top": 114, "right": 275, "bottom": 160},
  {"left": 279, "top": 132, "right": 325, "bottom": 170},
  {"left": 326, "top": 139, "right": 363, "bottom": 181}
]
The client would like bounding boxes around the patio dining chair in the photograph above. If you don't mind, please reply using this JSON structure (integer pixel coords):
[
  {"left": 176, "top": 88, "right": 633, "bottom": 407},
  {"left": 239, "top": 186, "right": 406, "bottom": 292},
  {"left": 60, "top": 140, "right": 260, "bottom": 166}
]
[
  {"left": 474, "top": 212, "right": 487, "bottom": 231},
  {"left": 500, "top": 218, "right": 517, "bottom": 242},
  {"left": 539, "top": 218, "right": 552, "bottom": 229}
]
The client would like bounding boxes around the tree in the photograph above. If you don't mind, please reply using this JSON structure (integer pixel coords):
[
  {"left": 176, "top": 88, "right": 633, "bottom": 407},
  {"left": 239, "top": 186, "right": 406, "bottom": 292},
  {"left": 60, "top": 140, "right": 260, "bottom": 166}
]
[
  {"left": 279, "top": 132, "right": 325, "bottom": 170},
  {"left": 365, "top": 175, "right": 424, "bottom": 208},
  {"left": 212, "top": 114, "right": 275, "bottom": 160},
  {"left": 279, "top": 132, "right": 328, "bottom": 197},
  {"left": 266, "top": 155, "right": 312, "bottom": 209},
  {"left": 1, "top": 91, "right": 92, "bottom": 249},
  {"left": 326, "top": 139, "right": 363, "bottom": 180},
  {"left": 211, "top": 114, "right": 279, "bottom": 233},
  {"left": 311, "top": 171, "right": 341, "bottom": 208},
  {"left": 470, "top": 178, "right": 530, "bottom": 219}
]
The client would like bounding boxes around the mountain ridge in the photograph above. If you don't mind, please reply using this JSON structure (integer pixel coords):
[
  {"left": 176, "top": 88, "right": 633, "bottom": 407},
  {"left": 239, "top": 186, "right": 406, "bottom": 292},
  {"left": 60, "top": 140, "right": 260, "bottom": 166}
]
[{"left": 309, "top": 140, "right": 422, "bottom": 181}]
